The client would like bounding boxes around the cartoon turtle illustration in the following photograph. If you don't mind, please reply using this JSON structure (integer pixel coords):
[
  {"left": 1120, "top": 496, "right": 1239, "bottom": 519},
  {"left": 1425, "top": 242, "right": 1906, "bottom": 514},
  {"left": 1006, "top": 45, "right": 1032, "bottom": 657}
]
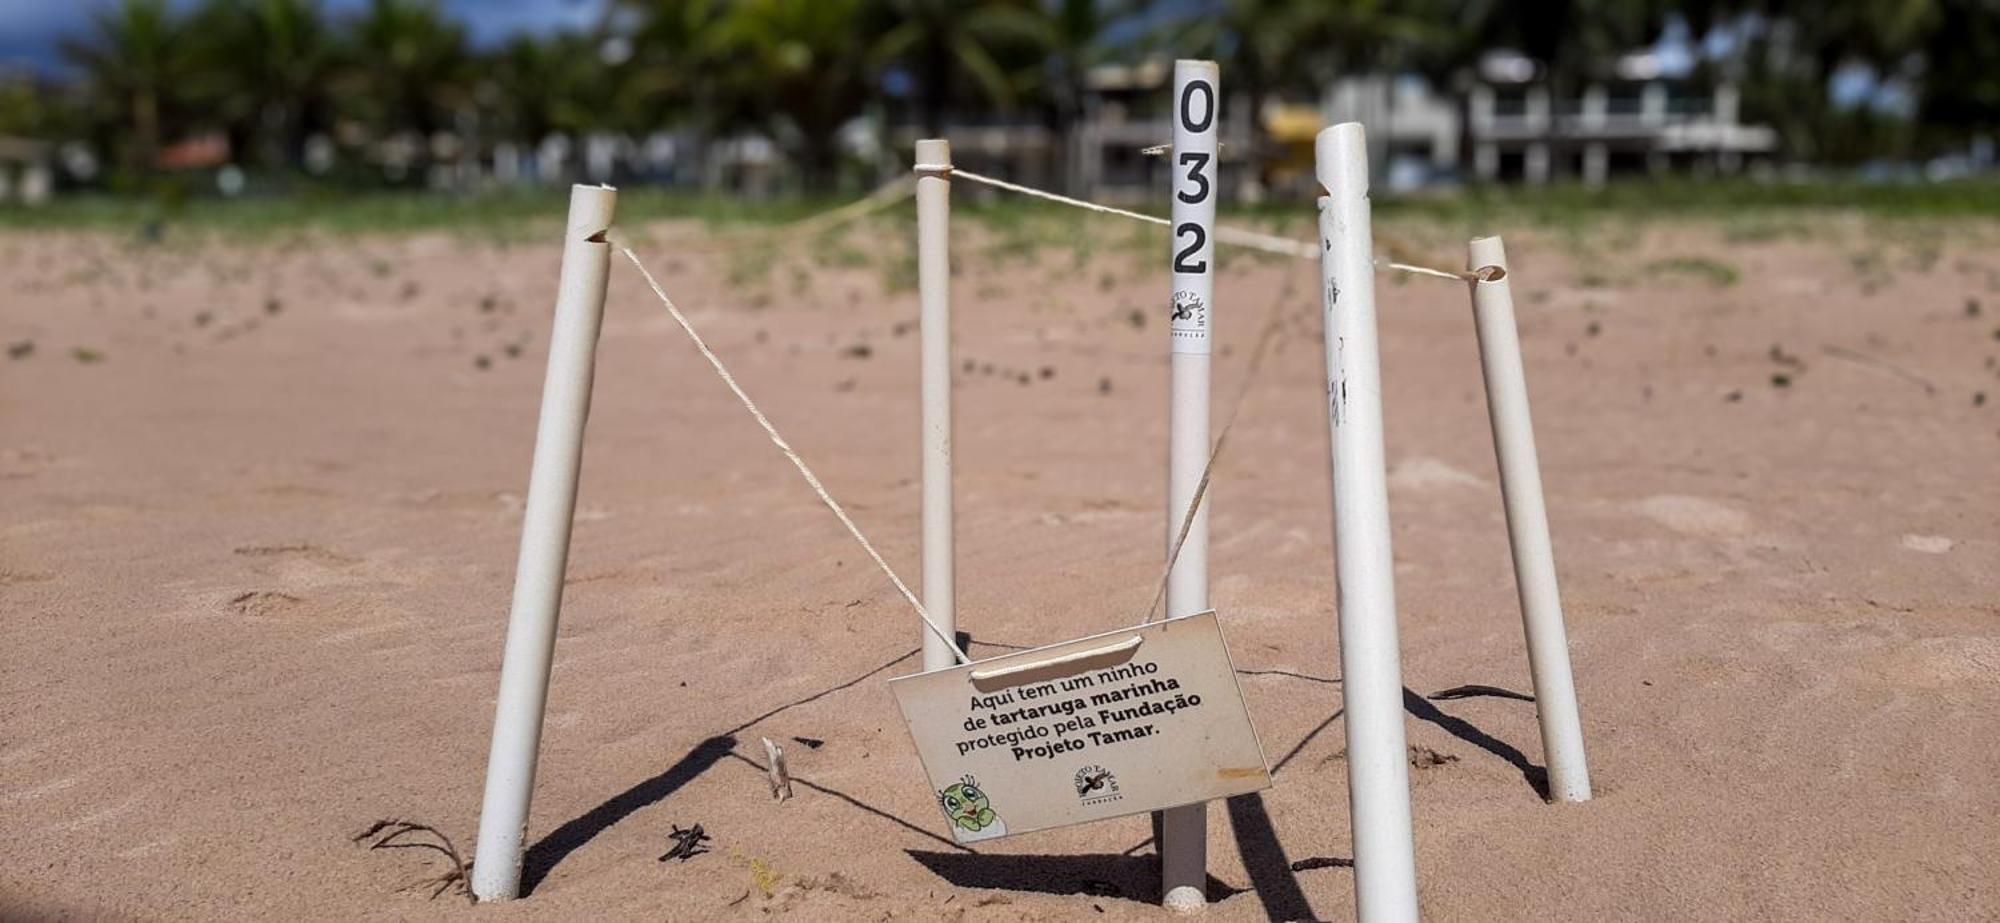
[{"left": 937, "top": 775, "right": 1006, "bottom": 841}]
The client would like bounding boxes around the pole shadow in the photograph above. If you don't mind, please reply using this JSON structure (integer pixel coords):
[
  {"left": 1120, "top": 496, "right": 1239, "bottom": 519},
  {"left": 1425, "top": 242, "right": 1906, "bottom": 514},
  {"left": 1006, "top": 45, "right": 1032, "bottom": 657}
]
[
  {"left": 1271, "top": 708, "right": 1344, "bottom": 775},
  {"left": 519, "top": 734, "right": 737, "bottom": 895},
  {"left": 1429, "top": 684, "right": 1534, "bottom": 703},
  {"left": 517, "top": 645, "right": 926, "bottom": 895},
  {"left": 1225, "top": 792, "right": 1316, "bottom": 922},
  {"left": 721, "top": 751, "right": 968, "bottom": 853},
  {"left": 907, "top": 850, "right": 1245, "bottom": 905},
  {"left": 721, "top": 647, "right": 917, "bottom": 737},
  {"left": 1402, "top": 687, "right": 1548, "bottom": 799}
]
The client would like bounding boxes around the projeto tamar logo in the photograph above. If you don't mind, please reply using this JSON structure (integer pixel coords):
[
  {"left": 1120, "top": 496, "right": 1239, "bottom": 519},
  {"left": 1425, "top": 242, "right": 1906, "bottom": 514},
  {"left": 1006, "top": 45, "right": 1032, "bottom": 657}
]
[
  {"left": 1171, "top": 290, "right": 1204, "bottom": 323},
  {"left": 1073, "top": 765, "right": 1121, "bottom": 806}
]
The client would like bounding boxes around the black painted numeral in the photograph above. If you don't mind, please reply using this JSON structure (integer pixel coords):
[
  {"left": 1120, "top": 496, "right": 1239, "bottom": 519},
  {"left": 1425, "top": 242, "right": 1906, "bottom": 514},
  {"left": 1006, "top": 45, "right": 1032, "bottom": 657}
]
[
  {"left": 1179, "top": 79, "right": 1215, "bottom": 133},
  {"left": 1176, "top": 152, "right": 1210, "bottom": 205},
  {"left": 1174, "top": 223, "right": 1208, "bottom": 274}
]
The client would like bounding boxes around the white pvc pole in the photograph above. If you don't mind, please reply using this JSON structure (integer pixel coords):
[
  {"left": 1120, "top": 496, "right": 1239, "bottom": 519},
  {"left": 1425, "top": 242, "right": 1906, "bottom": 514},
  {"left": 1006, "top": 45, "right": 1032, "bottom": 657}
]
[
  {"left": 1465, "top": 236, "right": 1591, "bottom": 803},
  {"left": 1316, "top": 124, "right": 1420, "bottom": 923},
  {"left": 472, "top": 184, "right": 618, "bottom": 902},
  {"left": 915, "top": 139, "right": 958, "bottom": 673},
  {"left": 1160, "top": 58, "right": 1218, "bottom": 914}
]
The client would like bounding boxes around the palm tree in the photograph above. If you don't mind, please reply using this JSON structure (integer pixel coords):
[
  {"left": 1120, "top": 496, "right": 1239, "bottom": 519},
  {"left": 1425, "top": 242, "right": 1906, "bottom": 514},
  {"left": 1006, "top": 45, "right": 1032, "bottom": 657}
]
[
  {"left": 59, "top": 0, "right": 200, "bottom": 175},
  {"left": 487, "top": 35, "right": 563, "bottom": 146},
  {"left": 1043, "top": 0, "right": 1142, "bottom": 191},
  {"left": 1757, "top": 0, "right": 1938, "bottom": 163},
  {"left": 341, "top": 0, "right": 472, "bottom": 177},
  {"left": 871, "top": 0, "right": 1054, "bottom": 135},
  {"left": 616, "top": 0, "right": 734, "bottom": 132},
  {"left": 0, "top": 75, "right": 72, "bottom": 141},
  {"left": 1917, "top": 0, "right": 2000, "bottom": 152},
  {"left": 486, "top": 31, "right": 631, "bottom": 144},
  {"left": 192, "top": 0, "right": 343, "bottom": 170},
  {"left": 702, "top": 0, "right": 882, "bottom": 190}
]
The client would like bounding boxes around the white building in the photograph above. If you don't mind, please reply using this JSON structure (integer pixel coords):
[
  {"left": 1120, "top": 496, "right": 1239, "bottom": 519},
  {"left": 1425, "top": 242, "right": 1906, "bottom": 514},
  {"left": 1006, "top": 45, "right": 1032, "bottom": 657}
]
[{"left": 1325, "top": 52, "right": 1779, "bottom": 188}]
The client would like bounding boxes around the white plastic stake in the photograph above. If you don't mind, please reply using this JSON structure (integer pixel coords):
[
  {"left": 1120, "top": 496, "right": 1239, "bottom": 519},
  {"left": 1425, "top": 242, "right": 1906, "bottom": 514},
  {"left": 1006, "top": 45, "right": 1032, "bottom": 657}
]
[
  {"left": 1160, "top": 58, "right": 1218, "bottom": 915},
  {"left": 472, "top": 184, "right": 618, "bottom": 902},
  {"left": 1466, "top": 236, "right": 1592, "bottom": 804},
  {"left": 915, "top": 139, "right": 959, "bottom": 673},
  {"left": 1316, "top": 124, "right": 1420, "bottom": 923}
]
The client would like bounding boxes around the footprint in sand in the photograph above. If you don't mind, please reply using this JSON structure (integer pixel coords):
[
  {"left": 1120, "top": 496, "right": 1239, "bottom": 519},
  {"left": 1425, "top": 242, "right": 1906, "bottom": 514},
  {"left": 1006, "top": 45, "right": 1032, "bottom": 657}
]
[
  {"left": 1408, "top": 746, "right": 1461, "bottom": 769},
  {"left": 1900, "top": 534, "right": 1954, "bottom": 554},
  {"left": 1876, "top": 637, "right": 2000, "bottom": 688},
  {"left": 0, "top": 447, "right": 57, "bottom": 479},
  {"left": 227, "top": 591, "right": 304, "bottom": 617},
  {"left": 1634, "top": 495, "right": 1752, "bottom": 537},
  {"left": 233, "top": 542, "right": 358, "bottom": 566}
]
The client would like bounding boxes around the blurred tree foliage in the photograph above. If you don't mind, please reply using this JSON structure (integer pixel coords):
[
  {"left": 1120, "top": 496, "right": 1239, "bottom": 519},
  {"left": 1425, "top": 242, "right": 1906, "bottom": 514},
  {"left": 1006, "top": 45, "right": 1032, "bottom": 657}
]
[{"left": 7, "top": 0, "right": 1995, "bottom": 190}]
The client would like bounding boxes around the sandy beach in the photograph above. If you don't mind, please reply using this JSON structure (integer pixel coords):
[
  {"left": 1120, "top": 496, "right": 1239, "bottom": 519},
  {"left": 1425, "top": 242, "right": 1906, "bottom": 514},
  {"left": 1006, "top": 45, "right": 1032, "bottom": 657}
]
[{"left": 3, "top": 212, "right": 1996, "bottom": 921}]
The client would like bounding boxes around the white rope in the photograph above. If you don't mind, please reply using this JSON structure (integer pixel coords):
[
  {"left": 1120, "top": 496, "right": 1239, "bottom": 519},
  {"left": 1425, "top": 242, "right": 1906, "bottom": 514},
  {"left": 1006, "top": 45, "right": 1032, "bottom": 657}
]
[
  {"left": 914, "top": 163, "right": 1475, "bottom": 281},
  {"left": 1384, "top": 260, "right": 1473, "bottom": 282},
  {"left": 608, "top": 232, "right": 972, "bottom": 665},
  {"left": 592, "top": 167, "right": 1466, "bottom": 668},
  {"left": 674, "top": 176, "right": 915, "bottom": 252},
  {"left": 1142, "top": 282, "right": 1293, "bottom": 623}
]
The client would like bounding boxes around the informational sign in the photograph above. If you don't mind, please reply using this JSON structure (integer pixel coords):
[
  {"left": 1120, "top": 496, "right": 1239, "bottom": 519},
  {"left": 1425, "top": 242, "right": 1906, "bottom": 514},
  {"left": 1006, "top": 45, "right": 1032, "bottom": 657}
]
[{"left": 890, "top": 611, "right": 1270, "bottom": 843}]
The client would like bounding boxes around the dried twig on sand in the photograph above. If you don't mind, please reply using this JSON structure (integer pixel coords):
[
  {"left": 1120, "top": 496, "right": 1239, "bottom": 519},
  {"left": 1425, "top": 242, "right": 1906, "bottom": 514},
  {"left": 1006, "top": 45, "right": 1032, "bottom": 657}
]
[
  {"left": 352, "top": 819, "right": 473, "bottom": 903},
  {"left": 1821, "top": 345, "right": 1937, "bottom": 394},
  {"left": 762, "top": 737, "right": 793, "bottom": 802},
  {"left": 658, "top": 823, "right": 712, "bottom": 862}
]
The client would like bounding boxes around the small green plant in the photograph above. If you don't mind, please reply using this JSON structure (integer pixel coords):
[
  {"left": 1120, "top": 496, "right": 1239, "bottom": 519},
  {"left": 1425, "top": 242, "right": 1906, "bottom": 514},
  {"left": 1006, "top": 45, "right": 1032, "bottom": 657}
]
[
  {"left": 817, "top": 240, "right": 870, "bottom": 269},
  {"left": 748, "top": 856, "right": 782, "bottom": 898},
  {"left": 1645, "top": 256, "right": 1740, "bottom": 287},
  {"left": 726, "top": 249, "right": 769, "bottom": 292},
  {"left": 878, "top": 249, "right": 917, "bottom": 293}
]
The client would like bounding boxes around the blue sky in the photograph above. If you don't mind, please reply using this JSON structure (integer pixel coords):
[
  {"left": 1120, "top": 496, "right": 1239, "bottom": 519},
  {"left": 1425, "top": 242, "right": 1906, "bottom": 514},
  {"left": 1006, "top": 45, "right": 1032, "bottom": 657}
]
[{"left": 0, "top": 0, "right": 608, "bottom": 75}]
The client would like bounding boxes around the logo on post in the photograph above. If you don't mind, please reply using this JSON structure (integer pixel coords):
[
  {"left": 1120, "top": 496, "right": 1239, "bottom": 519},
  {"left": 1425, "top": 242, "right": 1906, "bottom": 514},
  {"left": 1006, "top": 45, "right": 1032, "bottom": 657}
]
[
  {"left": 1073, "top": 765, "right": 1122, "bottom": 806},
  {"left": 1171, "top": 291, "right": 1204, "bottom": 323}
]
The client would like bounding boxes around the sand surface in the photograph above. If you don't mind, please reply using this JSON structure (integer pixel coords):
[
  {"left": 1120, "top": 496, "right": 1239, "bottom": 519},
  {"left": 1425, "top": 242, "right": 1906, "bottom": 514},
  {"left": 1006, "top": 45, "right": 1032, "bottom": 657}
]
[{"left": 3, "top": 213, "right": 1997, "bottom": 921}]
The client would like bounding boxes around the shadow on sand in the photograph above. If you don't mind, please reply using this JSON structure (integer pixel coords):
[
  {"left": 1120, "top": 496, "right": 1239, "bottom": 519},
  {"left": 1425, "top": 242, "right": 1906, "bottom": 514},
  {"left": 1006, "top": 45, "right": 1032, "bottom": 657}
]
[
  {"left": 1403, "top": 686, "right": 1549, "bottom": 800},
  {"left": 517, "top": 646, "right": 929, "bottom": 895},
  {"left": 519, "top": 734, "right": 737, "bottom": 895},
  {"left": 513, "top": 625, "right": 1545, "bottom": 910},
  {"left": 1225, "top": 792, "right": 1316, "bottom": 921},
  {"left": 906, "top": 850, "right": 1245, "bottom": 905}
]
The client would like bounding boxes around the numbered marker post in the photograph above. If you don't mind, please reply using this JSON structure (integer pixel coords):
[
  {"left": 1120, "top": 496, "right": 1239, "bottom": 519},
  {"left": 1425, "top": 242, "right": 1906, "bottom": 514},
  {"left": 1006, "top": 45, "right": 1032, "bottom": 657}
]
[
  {"left": 473, "top": 184, "right": 618, "bottom": 901},
  {"left": 1316, "top": 125, "right": 1420, "bottom": 923},
  {"left": 915, "top": 139, "right": 958, "bottom": 672},
  {"left": 1160, "top": 58, "right": 1218, "bottom": 914}
]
